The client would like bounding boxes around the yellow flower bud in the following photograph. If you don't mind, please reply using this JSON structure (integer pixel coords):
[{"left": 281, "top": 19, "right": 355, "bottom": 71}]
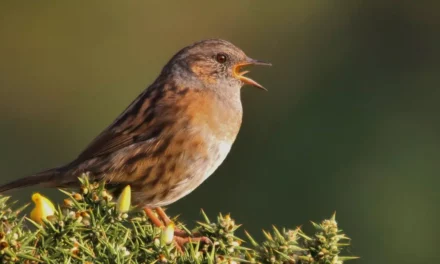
[
  {"left": 116, "top": 185, "right": 131, "bottom": 213},
  {"left": 160, "top": 222, "right": 175, "bottom": 245},
  {"left": 30, "top": 193, "right": 55, "bottom": 224}
]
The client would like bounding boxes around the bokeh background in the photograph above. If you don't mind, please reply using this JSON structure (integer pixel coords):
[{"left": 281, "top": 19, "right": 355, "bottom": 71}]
[{"left": 1, "top": 1, "right": 439, "bottom": 263}]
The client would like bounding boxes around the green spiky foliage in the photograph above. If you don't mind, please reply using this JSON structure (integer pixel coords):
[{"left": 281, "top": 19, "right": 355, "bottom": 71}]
[
  {"left": 244, "top": 215, "right": 358, "bottom": 264},
  {"left": 0, "top": 196, "right": 38, "bottom": 263},
  {"left": 0, "top": 176, "right": 358, "bottom": 263}
]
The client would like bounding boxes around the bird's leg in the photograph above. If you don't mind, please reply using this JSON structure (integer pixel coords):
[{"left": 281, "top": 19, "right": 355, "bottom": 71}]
[
  {"left": 144, "top": 207, "right": 187, "bottom": 238},
  {"left": 155, "top": 207, "right": 172, "bottom": 226},
  {"left": 144, "top": 208, "right": 165, "bottom": 227},
  {"left": 144, "top": 207, "right": 211, "bottom": 252},
  {"left": 155, "top": 207, "right": 190, "bottom": 237}
]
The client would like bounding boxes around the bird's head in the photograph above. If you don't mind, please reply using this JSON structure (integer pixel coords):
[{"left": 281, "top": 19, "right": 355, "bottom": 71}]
[{"left": 166, "top": 39, "right": 271, "bottom": 91}]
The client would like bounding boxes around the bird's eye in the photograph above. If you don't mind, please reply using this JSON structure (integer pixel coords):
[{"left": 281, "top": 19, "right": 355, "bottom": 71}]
[{"left": 215, "top": 53, "right": 228, "bottom": 64}]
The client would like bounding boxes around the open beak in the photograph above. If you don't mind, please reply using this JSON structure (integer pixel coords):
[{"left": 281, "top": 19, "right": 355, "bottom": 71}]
[{"left": 233, "top": 58, "right": 272, "bottom": 91}]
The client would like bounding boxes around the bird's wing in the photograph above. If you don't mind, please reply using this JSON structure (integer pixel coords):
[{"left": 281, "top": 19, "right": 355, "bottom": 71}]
[
  {"left": 76, "top": 86, "right": 168, "bottom": 161},
  {"left": 76, "top": 129, "right": 137, "bottom": 160}
]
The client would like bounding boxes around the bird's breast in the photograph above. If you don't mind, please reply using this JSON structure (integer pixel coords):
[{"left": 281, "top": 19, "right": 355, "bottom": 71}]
[
  {"left": 183, "top": 88, "right": 243, "bottom": 142},
  {"left": 131, "top": 88, "right": 242, "bottom": 207}
]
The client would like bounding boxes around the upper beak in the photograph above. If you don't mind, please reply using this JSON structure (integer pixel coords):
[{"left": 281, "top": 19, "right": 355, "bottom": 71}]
[{"left": 233, "top": 57, "right": 272, "bottom": 91}]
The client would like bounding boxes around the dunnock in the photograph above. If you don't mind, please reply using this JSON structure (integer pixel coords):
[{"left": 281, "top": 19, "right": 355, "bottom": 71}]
[{"left": 0, "top": 39, "right": 271, "bottom": 246}]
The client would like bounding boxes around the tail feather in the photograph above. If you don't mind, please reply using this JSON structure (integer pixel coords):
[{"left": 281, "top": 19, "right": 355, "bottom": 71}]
[{"left": 0, "top": 169, "right": 60, "bottom": 193}]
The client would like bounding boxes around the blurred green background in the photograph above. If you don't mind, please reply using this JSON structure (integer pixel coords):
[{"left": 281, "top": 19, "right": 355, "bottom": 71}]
[{"left": 1, "top": 1, "right": 439, "bottom": 263}]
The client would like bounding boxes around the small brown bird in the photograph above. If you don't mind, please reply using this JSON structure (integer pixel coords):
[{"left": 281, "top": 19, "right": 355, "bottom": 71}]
[{"left": 0, "top": 39, "right": 270, "bottom": 245}]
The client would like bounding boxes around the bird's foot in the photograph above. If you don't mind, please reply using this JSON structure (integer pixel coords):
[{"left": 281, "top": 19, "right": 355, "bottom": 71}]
[
  {"left": 173, "top": 234, "right": 212, "bottom": 252},
  {"left": 144, "top": 207, "right": 211, "bottom": 252}
]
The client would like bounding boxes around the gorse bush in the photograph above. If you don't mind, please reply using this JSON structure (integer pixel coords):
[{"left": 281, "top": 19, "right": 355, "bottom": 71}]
[{"left": 0, "top": 176, "right": 357, "bottom": 263}]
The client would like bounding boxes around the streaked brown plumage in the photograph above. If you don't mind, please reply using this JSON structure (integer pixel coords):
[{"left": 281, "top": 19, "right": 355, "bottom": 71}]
[{"left": 0, "top": 39, "right": 270, "bottom": 209}]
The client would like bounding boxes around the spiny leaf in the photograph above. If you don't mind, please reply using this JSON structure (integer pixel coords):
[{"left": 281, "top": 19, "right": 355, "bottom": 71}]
[
  {"left": 339, "top": 256, "right": 360, "bottom": 261},
  {"left": 200, "top": 209, "right": 211, "bottom": 224},
  {"left": 244, "top": 230, "right": 259, "bottom": 247}
]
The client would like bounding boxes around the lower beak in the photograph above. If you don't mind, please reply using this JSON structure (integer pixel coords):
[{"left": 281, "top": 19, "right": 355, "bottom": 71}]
[{"left": 233, "top": 58, "right": 272, "bottom": 91}]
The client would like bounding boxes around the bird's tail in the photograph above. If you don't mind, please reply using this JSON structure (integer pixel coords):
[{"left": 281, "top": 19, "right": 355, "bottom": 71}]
[{"left": 0, "top": 169, "right": 61, "bottom": 193}]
